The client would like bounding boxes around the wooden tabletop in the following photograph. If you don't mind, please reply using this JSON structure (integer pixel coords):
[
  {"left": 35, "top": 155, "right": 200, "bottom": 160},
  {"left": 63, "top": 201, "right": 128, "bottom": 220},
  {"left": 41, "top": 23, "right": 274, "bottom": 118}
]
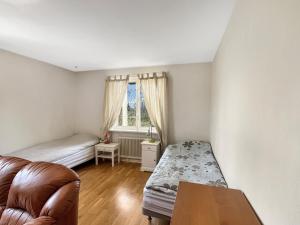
[
  {"left": 171, "top": 182, "right": 262, "bottom": 225},
  {"left": 95, "top": 142, "right": 120, "bottom": 148}
]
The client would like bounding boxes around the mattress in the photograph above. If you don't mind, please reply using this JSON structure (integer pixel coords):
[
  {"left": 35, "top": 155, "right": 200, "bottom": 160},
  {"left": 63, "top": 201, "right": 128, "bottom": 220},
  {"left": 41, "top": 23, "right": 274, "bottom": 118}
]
[
  {"left": 6, "top": 133, "right": 99, "bottom": 163},
  {"left": 143, "top": 188, "right": 176, "bottom": 217},
  {"left": 143, "top": 140, "right": 227, "bottom": 217}
]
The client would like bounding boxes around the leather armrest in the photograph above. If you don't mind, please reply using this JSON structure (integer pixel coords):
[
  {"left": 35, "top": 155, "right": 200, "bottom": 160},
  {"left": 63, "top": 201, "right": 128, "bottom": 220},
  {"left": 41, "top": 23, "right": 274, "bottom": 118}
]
[
  {"left": 23, "top": 216, "right": 56, "bottom": 225},
  {"left": 40, "top": 181, "right": 80, "bottom": 219}
]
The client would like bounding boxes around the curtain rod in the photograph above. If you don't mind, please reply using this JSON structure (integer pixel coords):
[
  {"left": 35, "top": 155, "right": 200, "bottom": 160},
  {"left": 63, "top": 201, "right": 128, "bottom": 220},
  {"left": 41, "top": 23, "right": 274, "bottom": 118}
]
[
  {"left": 106, "top": 72, "right": 167, "bottom": 81},
  {"left": 106, "top": 74, "right": 129, "bottom": 81},
  {"left": 138, "top": 72, "right": 167, "bottom": 79}
]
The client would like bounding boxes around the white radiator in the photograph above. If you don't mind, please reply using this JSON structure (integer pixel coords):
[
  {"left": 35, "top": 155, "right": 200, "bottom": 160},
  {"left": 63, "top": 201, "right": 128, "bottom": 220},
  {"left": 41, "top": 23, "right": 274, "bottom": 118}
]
[{"left": 112, "top": 135, "right": 144, "bottom": 161}]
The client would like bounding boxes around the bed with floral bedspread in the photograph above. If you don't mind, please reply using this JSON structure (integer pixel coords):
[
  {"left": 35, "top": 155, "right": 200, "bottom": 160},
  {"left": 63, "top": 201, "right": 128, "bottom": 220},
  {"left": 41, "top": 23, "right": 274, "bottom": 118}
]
[{"left": 145, "top": 141, "right": 227, "bottom": 197}]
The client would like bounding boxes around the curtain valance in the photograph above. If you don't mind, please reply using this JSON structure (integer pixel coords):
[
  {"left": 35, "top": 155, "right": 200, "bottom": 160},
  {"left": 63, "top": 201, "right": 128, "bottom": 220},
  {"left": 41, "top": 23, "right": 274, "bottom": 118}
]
[{"left": 137, "top": 72, "right": 167, "bottom": 80}]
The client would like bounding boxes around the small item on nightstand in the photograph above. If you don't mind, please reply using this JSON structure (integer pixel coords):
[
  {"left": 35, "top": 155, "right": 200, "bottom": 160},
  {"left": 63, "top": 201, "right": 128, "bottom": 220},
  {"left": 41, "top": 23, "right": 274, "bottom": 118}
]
[
  {"left": 103, "top": 131, "right": 111, "bottom": 144},
  {"left": 147, "top": 125, "right": 156, "bottom": 143}
]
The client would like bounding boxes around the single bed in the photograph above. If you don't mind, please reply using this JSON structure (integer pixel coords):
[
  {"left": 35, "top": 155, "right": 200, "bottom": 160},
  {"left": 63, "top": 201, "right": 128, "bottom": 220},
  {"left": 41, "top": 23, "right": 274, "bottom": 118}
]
[
  {"left": 143, "top": 140, "right": 227, "bottom": 219},
  {"left": 6, "top": 133, "right": 99, "bottom": 168}
]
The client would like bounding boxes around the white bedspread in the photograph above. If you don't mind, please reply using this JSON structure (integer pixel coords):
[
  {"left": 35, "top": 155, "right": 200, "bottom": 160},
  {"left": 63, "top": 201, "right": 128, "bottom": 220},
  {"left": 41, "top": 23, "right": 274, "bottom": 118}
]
[{"left": 6, "top": 133, "right": 99, "bottom": 162}]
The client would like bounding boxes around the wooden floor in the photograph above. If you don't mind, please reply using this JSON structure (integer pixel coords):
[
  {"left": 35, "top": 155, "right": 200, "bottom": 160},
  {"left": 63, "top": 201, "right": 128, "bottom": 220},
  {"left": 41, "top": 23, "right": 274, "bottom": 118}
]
[{"left": 74, "top": 161, "right": 170, "bottom": 225}]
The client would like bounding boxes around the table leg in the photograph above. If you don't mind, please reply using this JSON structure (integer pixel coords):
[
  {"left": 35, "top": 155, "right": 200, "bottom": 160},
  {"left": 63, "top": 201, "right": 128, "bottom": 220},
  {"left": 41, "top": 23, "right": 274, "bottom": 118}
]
[
  {"left": 112, "top": 151, "right": 114, "bottom": 167},
  {"left": 118, "top": 147, "right": 120, "bottom": 163}
]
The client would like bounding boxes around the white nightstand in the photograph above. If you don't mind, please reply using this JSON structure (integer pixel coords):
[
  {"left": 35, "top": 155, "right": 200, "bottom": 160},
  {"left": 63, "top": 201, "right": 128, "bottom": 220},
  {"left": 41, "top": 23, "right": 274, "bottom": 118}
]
[
  {"left": 141, "top": 140, "right": 160, "bottom": 172},
  {"left": 95, "top": 143, "right": 120, "bottom": 167}
]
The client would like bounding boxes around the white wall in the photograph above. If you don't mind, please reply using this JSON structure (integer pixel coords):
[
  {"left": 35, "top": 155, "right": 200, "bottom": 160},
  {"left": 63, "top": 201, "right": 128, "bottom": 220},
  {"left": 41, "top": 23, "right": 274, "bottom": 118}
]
[
  {"left": 210, "top": 0, "right": 300, "bottom": 224},
  {"left": 0, "top": 49, "right": 76, "bottom": 154},
  {"left": 0, "top": 49, "right": 212, "bottom": 153},
  {"left": 75, "top": 63, "right": 212, "bottom": 144}
]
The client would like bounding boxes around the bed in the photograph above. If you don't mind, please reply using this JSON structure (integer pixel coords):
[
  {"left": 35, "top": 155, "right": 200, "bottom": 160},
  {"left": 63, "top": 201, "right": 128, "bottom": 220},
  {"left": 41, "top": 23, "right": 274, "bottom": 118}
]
[
  {"left": 6, "top": 133, "right": 99, "bottom": 168},
  {"left": 143, "top": 140, "right": 227, "bottom": 219}
]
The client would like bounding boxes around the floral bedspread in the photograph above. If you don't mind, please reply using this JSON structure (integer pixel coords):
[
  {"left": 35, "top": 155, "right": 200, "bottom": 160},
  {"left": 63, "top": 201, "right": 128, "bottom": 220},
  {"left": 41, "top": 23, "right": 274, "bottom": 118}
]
[{"left": 145, "top": 141, "right": 227, "bottom": 196}]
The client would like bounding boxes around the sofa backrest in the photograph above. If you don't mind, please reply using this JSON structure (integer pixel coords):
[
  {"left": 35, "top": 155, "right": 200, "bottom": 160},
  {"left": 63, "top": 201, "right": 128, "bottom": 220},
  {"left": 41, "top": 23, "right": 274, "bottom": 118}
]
[{"left": 0, "top": 156, "right": 80, "bottom": 225}]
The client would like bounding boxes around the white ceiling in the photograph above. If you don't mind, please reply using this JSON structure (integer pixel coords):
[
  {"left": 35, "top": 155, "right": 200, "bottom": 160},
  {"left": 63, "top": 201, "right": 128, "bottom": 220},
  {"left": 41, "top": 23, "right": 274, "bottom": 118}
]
[{"left": 0, "top": 0, "right": 234, "bottom": 71}]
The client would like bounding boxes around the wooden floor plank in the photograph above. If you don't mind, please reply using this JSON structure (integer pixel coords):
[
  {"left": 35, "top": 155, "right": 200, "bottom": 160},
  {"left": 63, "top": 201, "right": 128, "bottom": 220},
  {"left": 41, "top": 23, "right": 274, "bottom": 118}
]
[{"left": 74, "top": 161, "right": 169, "bottom": 225}]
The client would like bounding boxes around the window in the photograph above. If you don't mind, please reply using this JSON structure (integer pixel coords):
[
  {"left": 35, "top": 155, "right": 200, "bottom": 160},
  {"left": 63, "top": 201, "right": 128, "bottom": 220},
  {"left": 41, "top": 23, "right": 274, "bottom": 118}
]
[{"left": 114, "top": 77, "right": 151, "bottom": 131}]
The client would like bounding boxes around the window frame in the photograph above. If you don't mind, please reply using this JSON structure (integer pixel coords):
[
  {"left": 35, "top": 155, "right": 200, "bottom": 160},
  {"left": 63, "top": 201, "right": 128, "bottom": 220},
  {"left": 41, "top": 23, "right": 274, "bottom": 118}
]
[{"left": 112, "top": 76, "right": 151, "bottom": 133}]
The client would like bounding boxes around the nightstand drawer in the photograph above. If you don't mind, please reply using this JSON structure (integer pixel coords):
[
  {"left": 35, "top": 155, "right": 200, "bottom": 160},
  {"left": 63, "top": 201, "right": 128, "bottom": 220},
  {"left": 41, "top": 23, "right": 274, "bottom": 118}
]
[
  {"left": 142, "top": 150, "right": 157, "bottom": 167},
  {"left": 142, "top": 145, "right": 159, "bottom": 152},
  {"left": 95, "top": 146, "right": 118, "bottom": 152}
]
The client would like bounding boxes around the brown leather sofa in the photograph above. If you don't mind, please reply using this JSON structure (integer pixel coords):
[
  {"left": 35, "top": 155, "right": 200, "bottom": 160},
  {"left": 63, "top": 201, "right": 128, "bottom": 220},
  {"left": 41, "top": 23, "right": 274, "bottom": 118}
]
[{"left": 0, "top": 156, "right": 80, "bottom": 225}]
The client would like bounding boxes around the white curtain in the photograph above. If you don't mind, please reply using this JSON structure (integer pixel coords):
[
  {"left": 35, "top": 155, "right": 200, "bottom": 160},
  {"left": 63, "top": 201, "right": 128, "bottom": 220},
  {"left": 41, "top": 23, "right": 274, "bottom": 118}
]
[
  {"left": 139, "top": 72, "right": 168, "bottom": 149},
  {"left": 103, "top": 75, "right": 129, "bottom": 134}
]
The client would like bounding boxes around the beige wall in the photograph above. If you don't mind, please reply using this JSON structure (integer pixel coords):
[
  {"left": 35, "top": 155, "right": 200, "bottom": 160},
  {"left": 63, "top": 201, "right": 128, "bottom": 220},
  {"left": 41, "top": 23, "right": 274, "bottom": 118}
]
[
  {"left": 75, "top": 63, "right": 212, "bottom": 144},
  {"left": 0, "top": 50, "right": 212, "bottom": 153},
  {"left": 210, "top": 0, "right": 300, "bottom": 224},
  {"left": 0, "top": 50, "right": 76, "bottom": 154}
]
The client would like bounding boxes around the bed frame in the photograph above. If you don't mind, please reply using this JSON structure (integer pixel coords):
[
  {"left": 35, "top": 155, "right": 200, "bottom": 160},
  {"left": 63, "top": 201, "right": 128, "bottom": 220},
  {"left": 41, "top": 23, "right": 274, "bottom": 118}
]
[
  {"left": 142, "top": 141, "right": 228, "bottom": 222},
  {"left": 53, "top": 145, "right": 95, "bottom": 168},
  {"left": 142, "top": 208, "right": 171, "bottom": 221}
]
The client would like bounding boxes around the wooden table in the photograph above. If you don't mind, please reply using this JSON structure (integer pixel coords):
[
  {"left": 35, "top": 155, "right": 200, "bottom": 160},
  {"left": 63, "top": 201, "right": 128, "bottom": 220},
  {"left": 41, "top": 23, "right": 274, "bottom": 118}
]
[
  {"left": 95, "top": 143, "right": 120, "bottom": 167},
  {"left": 171, "top": 182, "right": 262, "bottom": 225}
]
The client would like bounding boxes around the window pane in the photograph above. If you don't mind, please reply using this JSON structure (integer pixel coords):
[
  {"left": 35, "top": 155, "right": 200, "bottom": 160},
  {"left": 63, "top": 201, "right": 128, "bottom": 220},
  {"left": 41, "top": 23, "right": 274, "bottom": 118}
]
[
  {"left": 141, "top": 91, "right": 151, "bottom": 127},
  {"left": 127, "top": 83, "right": 136, "bottom": 126},
  {"left": 118, "top": 82, "right": 136, "bottom": 127}
]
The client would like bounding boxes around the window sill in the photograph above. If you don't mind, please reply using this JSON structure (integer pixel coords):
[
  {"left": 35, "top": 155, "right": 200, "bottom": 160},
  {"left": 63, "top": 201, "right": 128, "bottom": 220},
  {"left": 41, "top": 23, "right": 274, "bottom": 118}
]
[{"left": 110, "top": 127, "right": 157, "bottom": 134}]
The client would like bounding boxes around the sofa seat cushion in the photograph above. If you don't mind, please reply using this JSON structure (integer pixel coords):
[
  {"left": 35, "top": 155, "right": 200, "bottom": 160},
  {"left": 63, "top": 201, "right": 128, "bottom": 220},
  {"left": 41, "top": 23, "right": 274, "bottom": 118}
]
[{"left": 0, "top": 208, "right": 33, "bottom": 225}]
